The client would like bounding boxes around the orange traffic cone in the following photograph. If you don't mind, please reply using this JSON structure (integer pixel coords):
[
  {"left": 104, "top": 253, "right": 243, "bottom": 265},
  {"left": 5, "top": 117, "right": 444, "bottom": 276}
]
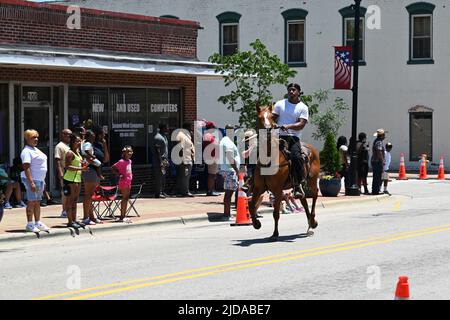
[
  {"left": 419, "top": 154, "right": 428, "bottom": 180},
  {"left": 398, "top": 153, "right": 408, "bottom": 180},
  {"left": 231, "top": 173, "right": 252, "bottom": 226},
  {"left": 437, "top": 156, "right": 445, "bottom": 180},
  {"left": 394, "top": 276, "right": 410, "bottom": 300}
]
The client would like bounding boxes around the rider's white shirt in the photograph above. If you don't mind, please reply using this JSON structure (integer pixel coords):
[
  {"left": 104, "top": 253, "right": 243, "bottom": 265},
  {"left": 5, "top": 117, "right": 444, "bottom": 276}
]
[{"left": 273, "top": 99, "right": 309, "bottom": 139}]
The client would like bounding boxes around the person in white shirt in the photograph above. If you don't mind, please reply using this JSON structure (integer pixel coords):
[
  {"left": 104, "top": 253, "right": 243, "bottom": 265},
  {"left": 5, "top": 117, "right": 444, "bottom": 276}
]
[
  {"left": 21, "top": 129, "right": 50, "bottom": 233},
  {"left": 54, "top": 128, "right": 71, "bottom": 218},
  {"left": 272, "top": 83, "right": 309, "bottom": 198},
  {"left": 174, "top": 122, "right": 195, "bottom": 197},
  {"left": 382, "top": 142, "right": 393, "bottom": 195},
  {"left": 218, "top": 124, "right": 240, "bottom": 218}
]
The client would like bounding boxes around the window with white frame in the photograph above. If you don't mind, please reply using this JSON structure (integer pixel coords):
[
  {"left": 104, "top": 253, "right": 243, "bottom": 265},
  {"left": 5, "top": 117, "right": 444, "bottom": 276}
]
[
  {"left": 216, "top": 12, "right": 241, "bottom": 57},
  {"left": 344, "top": 17, "right": 365, "bottom": 62},
  {"left": 406, "top": 2, "right": 435, "bottom": 64},
  {"left": 281, "top": 8, "right": 308, "bottom": 67},
  {"left": 339, "top": 5, "right": 367, "bottom": 65}
]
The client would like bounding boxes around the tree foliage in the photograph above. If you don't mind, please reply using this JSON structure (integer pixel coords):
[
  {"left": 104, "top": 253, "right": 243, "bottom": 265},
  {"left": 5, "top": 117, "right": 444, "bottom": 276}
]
[
  {"left": 304, "top": 89, "right": 349, "bottom": 141},
  {"left": 209, "top": 39, "right": 296, "bottom": 129},
  {"left": 303, "top": 89, "right": 349, "bottom": 177},
  {"left": 319, "top": 131, "right": 341, "bottom": 177}
]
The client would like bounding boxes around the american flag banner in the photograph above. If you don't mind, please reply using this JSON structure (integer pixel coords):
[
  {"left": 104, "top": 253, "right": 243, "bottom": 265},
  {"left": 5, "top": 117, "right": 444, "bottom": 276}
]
[{"left": 334, "top": 46, "right": 352, "bottom": 90}]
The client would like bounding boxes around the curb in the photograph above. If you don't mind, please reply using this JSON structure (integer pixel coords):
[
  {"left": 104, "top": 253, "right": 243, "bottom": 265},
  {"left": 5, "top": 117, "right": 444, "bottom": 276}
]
[{"left": 0, "top": 193, "right": 391, "bottom": 244}]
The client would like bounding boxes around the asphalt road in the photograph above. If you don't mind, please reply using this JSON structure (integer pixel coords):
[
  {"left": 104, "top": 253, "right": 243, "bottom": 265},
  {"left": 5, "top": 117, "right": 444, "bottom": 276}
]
[{"left": 1, "top": 179, "right": 450, "bottom": 300}]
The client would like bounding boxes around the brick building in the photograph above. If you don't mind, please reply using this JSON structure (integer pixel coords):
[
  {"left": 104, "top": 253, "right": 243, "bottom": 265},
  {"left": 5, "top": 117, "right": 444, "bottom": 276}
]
[{"left": 0, "top": 0, "right": 218, "bottom": 194}]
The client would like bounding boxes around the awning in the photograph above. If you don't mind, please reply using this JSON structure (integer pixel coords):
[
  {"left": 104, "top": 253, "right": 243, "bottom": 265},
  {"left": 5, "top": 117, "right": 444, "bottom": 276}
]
[{"left": 0, "top": 45, "right": 223, "bottom": 79}]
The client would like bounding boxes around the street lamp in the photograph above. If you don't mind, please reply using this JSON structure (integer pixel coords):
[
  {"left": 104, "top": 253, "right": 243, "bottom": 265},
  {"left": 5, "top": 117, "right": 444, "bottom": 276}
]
[{"left": 345, "top": 0, "right": 362, "bottom": 196}]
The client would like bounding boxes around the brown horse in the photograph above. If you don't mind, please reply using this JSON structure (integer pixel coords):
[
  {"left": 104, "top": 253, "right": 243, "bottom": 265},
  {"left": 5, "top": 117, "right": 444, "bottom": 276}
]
[{"left": 248, "top": 104, "right": 320, "bottom": 240}]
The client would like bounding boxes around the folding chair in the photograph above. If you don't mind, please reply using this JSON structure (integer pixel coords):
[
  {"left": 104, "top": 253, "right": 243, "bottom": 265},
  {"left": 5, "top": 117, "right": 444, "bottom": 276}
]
[
  {"left": 91, "top": 185, "right": 119, "bottom": 220},
  {"left": 111, "top": 183, "right": 144, "bottom": 217}
]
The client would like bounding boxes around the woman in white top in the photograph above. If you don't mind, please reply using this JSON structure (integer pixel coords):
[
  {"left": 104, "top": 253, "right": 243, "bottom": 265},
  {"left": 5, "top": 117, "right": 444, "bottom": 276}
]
[
  {"left": 337, "top": 136, "right": 350, "bottom": 188},
  {"left": 21, "top": 129, "right": 50, "bottom": 233}
]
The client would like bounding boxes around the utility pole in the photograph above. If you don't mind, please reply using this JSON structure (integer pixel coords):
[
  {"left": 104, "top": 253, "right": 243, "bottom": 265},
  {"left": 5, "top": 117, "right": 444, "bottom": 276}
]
[{"left": 346, "top": 0, "right": 362, "bottom": 196}]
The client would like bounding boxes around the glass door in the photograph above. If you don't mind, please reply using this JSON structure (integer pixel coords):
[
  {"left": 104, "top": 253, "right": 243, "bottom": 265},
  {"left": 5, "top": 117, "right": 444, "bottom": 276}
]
[{"left": 21, "top": 86, "right": 54, "bottom": 192}]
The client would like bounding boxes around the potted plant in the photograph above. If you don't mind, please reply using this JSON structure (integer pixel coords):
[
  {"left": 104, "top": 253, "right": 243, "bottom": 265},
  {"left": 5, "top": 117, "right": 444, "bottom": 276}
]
[
  {"left": 304, "top": 89, "right": 349, "bottom": 196},
  {"left": 318, "top": 131, "right": 342, "bottom": 196}
]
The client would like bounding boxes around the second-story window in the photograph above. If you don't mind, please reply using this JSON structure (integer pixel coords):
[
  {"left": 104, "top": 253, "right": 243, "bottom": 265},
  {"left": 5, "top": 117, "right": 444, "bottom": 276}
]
[
  {"left": 411, "top": 15, "right": 432, "bottom": 60},
  {"left": 344, "top": 17, "right": 365, "bottom": 62},
  {"left": 222, "top": 23, "right": 239, "bottom": 56},
  {"left": 406, "top": 2, "right": 435, "bottom": 64},
  {"left": 281, "top": 9, "right": 308, "bottom": 67},
  {"left": 216, "top": 12, "right": 241, "bottom": 56},
  {"left": 339, "top": 5, "right": 367, "bottom": 65},
  {"left": 287, "top": 20, "right": 305, "bottom": 64}
]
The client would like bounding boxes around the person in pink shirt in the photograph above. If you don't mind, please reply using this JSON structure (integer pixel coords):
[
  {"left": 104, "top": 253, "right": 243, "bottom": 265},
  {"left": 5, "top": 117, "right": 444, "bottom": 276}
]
[{"left": 111, "top": 146, "right": 133, "bottom": 223}]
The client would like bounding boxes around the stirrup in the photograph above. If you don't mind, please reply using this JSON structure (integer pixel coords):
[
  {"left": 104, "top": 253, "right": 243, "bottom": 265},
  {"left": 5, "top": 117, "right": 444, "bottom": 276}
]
[{"left": 294, "top": 184, "right": 305, "bottom": 199}]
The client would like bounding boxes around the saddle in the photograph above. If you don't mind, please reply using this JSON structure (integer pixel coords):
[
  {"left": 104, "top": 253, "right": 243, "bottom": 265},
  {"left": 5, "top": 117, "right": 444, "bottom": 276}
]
[{"left": 279, "top": 140, "right": 311, "bottom": 187}]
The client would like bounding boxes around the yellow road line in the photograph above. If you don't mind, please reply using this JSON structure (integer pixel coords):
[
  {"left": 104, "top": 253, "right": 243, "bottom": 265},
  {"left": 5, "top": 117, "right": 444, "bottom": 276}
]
[{"left": 34, "top": 223, "right": 450, "bottom": 300}]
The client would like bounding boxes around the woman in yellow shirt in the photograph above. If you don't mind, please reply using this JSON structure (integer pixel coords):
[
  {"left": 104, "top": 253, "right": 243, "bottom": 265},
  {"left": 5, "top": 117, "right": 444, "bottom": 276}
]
[{"left": 63, "top": 133, "right": 87, "bottom": 229}]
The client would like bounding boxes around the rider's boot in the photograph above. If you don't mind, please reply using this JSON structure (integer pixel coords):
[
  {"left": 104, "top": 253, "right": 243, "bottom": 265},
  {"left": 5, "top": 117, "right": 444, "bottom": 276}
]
[{"left": 293, "top": 183, "right": 305, "bottom": 199}]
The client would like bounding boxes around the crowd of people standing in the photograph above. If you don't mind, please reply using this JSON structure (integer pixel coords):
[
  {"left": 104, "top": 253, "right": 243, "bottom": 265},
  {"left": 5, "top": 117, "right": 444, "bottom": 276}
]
[{"left": 337, "top": 128, "right": 393, "bottom": 195}]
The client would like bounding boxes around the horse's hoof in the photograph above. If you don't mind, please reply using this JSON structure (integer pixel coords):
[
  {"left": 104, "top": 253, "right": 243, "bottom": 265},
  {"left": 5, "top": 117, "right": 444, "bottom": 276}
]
[
  {"left": 252, "top": 219, "right": 261, "bottom": 230},
  {"left": 309, "top": 220, "right": 318, "bottom": 229}
]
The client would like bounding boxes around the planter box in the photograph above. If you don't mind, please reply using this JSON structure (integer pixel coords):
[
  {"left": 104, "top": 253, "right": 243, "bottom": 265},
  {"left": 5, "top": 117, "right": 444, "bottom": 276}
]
[{"left": 319, "top": 178, "right": 342, "bottom": 197}]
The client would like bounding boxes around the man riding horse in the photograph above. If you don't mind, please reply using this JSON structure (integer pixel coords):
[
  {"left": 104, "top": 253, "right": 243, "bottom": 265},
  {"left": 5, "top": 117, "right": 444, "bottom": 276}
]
[{"left": 272, "top": 83, "right": 309, "bottom": 199}]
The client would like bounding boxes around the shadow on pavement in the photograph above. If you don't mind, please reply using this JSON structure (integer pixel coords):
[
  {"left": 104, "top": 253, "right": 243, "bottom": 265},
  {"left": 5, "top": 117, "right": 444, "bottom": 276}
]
[
  {"left": 233, "top": 233, "right": 311, "bottom": 247},
  {"left": 4, "top": 229, "right": 25, "bottom": 234},
  {"left": 207, "top": 212, "right": 232, "bottom": 222}
]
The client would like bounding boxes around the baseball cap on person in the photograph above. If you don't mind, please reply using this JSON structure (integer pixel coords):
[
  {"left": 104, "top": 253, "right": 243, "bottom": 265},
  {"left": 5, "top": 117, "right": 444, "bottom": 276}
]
[
  {"left": 205, "top": 121, "right": 216, "bottom": 129},
  {"left": 373, "top": 128, "right": 388, "bottom": 137}
]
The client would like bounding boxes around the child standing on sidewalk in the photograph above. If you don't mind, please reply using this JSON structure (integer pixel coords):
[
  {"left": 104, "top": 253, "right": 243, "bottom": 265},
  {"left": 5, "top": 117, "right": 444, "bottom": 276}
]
[
  {"left": 111, "top": 146, "right": 133, "bottom": 223},
  {"left": 382, "top": 142, "right": 393, "bottom": 195}
]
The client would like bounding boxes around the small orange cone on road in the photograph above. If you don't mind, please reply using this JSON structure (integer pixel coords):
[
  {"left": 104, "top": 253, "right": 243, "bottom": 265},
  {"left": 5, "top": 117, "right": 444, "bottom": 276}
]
[
  {"left": 398, "top": 153, "right": 408, "bottom": 180},
  {"left": 437, "top": 156, "right": 445, "bottom": 180},
  {"left": 231, "top": 173, "right": 252, "bottom": 226},
  {"left": 419, "top": 154, "right": 428, "bottom": 180},
  {"left": 394, "top": 276, "right": 410, "bottom": 300}
]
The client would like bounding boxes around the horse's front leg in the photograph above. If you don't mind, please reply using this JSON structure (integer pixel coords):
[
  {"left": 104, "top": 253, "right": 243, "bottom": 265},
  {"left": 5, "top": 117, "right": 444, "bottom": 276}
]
[
  {"left": 299, "top": 196, "right": 318, "bottom": 232},
  {"left": 249, "top": 188, "right": 264, "bottom": 230},
  {"left": 270, "top": 191, "right": 283, "bottom": 240}
]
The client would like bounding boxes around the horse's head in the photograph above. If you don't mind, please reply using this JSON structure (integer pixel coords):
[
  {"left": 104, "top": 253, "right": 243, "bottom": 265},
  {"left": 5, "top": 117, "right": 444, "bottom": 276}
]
[{"left": 256, "top": 103, "right": 275, "bottom": 130}]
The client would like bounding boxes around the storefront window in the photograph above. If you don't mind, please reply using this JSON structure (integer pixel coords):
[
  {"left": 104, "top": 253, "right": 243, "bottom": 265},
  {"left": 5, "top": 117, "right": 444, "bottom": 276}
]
[
  {"left": 0, "top": 84, "right": 9, "bottom": 163},
  {"left": 68, "top": 86, "right": 182, "bottom": 167},
  {"left": 148, "top": 88, "right": 182, "bottom": 163},
  {"left": 69, "top": 87, "right": 109, "bottom": 129},
  {"left": 110, "top": 88, "right": 147, "bottom": 165}
]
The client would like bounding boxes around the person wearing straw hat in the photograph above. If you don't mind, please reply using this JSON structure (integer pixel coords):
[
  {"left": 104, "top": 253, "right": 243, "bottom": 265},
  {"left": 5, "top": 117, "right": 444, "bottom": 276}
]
[{"left": 371, "top": 128, "right": 386, "bottom": 195}]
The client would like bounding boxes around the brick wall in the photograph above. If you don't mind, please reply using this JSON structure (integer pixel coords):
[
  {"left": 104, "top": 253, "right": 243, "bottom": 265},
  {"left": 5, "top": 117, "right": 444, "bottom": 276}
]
[{"left": 0, "top": 0, "right": 199, "bottom": 59}]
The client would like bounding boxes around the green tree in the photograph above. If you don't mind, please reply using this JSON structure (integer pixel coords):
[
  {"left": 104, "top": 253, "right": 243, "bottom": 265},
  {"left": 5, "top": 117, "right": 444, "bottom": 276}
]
[
  {"left": 209, "top": 39, "right": 296, "bottom": 129},
  {"left": 303, "top": 89, "right": 349, "bottom": 177},
  {"left": 304, "top": 89, "right": 349, "bottom": 141},
  {"left": 319, "top": 131, "right": 341, "bottom": 177}
]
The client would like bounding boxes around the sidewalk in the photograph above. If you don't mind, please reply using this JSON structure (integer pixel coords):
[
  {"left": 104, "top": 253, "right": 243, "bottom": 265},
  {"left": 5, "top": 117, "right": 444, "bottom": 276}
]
[{"left": 0, "top": 187, "right": 392, "bottom": 242}]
